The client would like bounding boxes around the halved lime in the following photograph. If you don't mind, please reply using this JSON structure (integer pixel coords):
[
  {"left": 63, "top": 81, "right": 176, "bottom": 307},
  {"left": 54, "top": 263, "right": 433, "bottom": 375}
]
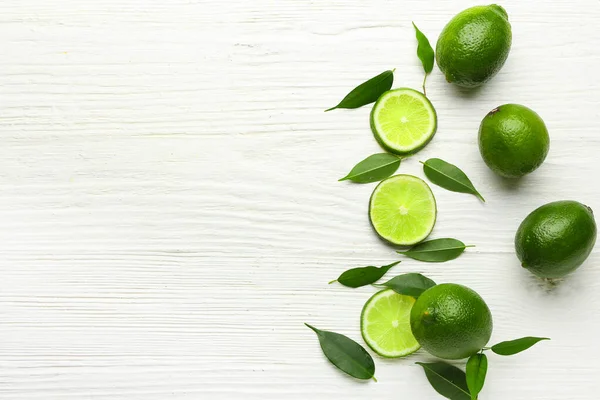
[
  {"left": 370, "top": 88, "right": 437, "bottom": 154},
  {"left": 369, "top": 175, "right": 436, "bottom": 245},
  {"left": 361, "top": 289, "right": 420, "bottom": 358}
]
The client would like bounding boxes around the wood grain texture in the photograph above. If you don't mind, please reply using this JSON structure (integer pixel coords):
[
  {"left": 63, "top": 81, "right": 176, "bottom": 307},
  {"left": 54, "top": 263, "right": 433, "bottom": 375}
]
[{"left": 1, "top": 0, "right": 600, "bottom": 398}]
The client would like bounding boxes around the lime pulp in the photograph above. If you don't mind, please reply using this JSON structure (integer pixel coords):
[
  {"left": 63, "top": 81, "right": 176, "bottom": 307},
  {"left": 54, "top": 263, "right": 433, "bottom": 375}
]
[
  {"left": 361, "top": 289, "right": 421, "bottom": 358},
  {"left": 370, "top": 88, "right": 437, "bottom": 155},
  {"left": 369, "top": 174, "right": 437, "bottom": 246}
]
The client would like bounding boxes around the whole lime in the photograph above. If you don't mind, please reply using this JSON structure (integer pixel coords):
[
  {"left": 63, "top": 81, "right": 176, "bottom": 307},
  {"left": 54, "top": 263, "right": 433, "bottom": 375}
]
[
  {"left": 436, "top": 4, "right": 512, "bottom": 88},
  {"left": 516, "top": 201, "right": 597, "bottom": 279},
  {"left": 478, "top": 104, "right": 550, "bottom": 178},
  {"left": 410, "top": 283, "right": 493, "bottom": 360}
]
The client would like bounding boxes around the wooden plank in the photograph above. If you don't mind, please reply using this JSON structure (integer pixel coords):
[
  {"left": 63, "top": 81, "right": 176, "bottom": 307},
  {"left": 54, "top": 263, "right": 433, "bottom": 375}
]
[{"left": 1, "top": 0, "right": 599, "bottom": 398}]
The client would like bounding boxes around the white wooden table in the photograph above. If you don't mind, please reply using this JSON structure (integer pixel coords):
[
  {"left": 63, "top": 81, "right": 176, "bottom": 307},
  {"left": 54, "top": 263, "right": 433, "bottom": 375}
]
[{"left": 1, "top": 1, "right": 599, "bottom": 398}]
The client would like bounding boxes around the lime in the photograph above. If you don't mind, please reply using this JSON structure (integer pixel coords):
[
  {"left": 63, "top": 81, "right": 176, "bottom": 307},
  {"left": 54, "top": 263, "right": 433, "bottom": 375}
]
[
  {"left": 370, "top": 88, "right": 437, "bottom": 155},
  {"left": 516, "top": 201, "right": 597, "bottom": 279},
  {"left": 436, "top": 4, "right": 512, "bottom": 88},
  {"left": 410, "top": 283, "right": 493, "bottom": 360},
  {"left": 369, "top": 175, "right": 436, "bottom": 246},
  {"left": 361, "top": 289, "right": 420, "bottom": 358},
  {"left": 478, "top": 104, "right": 550, "bottom": 178}
]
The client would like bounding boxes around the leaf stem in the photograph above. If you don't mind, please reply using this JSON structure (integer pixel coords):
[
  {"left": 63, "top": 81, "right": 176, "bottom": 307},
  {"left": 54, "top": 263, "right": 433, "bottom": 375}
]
[
  {"left": 422, "top": 73, "right": 428, "bottom": 96},
  {"left": 464, "top": 245, "right": 476, "bottom": 249},
  {"left": 328, "top": 279, "right": 337, "bottom": 285},
  {"left": 372, "top": 376, "right": 378, "bottom": 383}
]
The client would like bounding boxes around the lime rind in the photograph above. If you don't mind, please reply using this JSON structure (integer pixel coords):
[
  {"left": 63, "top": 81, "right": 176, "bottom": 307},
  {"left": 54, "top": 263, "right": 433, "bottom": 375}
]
[
  {"left": 361, "top": 289, "right": 421, "bottom": 358},
  {"left": 370, "top": 88, "right": 437, "bottom": 155},
  {"left": 369, "top": 175, "right": 437, "bottom": 246}
]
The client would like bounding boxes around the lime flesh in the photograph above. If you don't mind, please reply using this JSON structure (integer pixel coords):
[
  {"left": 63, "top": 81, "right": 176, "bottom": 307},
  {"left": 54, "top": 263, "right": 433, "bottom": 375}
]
[
  {"left": 361, "top": 289, "right": 420, "bottom": 358},
  {"left": 369, "top": 175, "right": 437, "bottom": 246},
  {"left": 370, "top": 88, "right": 437, "bottom": 155}
]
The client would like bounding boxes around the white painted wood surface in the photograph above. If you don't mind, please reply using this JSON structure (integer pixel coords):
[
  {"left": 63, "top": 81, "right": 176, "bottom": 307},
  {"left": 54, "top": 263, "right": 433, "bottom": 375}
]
[{"left": 1, "top": 1, "right": 599, "bottom": 398}]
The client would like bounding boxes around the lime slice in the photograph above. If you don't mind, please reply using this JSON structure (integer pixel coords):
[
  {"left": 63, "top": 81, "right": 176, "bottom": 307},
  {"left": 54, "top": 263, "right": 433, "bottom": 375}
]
[
  {"left": 370, "top": 88, "right": 437, "bottom": 154},
  {"left": 361, "top": 289, "right": 420, "bottom": 358},
  {"left": 369, "top": 174, "right": 436, "bottom": 245}
]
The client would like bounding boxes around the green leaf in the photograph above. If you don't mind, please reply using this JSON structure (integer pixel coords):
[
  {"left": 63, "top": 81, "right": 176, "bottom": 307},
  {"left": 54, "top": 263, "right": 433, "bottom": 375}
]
[
  {"left": 417, "top": 362, "right": 471, "bottom": 400},
  {"left": 330, "top": 261, "right": 400, "bottom": 288},
  {"left": 412, "top": 22, "right": 434, "bottom": 95},
  {"left": 422, "top": 158, "right": 485, "bottom": 202},
  {"left": 412, "top": 22, "right": 434, "bottom": 74},
  {"left": 305, "top": 323, "right": 376, "bottom": 381},
  {"left": 339, "top": 153, "right": 401, "bottom": 183},
  {"left": 377, "top": 273, "right": 436, "bottom": 298},
  {"left": 466, "top": 353, "right": 488, "bottom": 400},
  {"left": 398, "top": 238, "right": 473, "bottom": 262},
  {"left": 491, "top": 337, "right": 550, "bottom": 356},
  {"left": 325, "top": 70, "right": 394, "bottom": 112}
]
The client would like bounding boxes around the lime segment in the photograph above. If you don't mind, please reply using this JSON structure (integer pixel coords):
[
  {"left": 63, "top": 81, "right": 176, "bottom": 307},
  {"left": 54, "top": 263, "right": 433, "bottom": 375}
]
[
  {"left": 370, "top": 88, "right": 437, "bottom": 154},
  {"left": 369, "top": 175, "right": 436, "bottom": 246},
  {"left": 361, "top": 289, "right": 420, "bottom": 358}
]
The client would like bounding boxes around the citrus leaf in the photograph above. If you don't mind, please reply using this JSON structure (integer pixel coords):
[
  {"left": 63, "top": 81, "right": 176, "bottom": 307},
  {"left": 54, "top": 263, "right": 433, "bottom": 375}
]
[
  {"left": 330, "top": 261, "right": 400, "bottom": 288},
  {"left": 412, "top": 22, "right": 434, "bottom": 95},
  {"left": 339, "top": 153, "right": 401, "bottom": 183},
  {"left": 325, "top": 70, "right": 394, "bottom": 112},
  {"left": 377, "top": 273, "right": 436, "bottom": 298},
  {"left": 412, "top": 22, "right": 434, "bottom": 74},
  {"left": 417, "top": 362, "right": 471, "bottom": 400},
  {"left": 305, "top": 323, "right": 376, "bottom": 381},
  {"left": 398, "top": 238, "right": 473, "bottom": 262},
  {"left": 466, "top": 353, "right": 488, "bottom": 400},
  {"left": 422, "top": 158, "right": 485, "bottom": 202},
  {"left": 491, "top": 337, "right": 550, "bottom": 356}
]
